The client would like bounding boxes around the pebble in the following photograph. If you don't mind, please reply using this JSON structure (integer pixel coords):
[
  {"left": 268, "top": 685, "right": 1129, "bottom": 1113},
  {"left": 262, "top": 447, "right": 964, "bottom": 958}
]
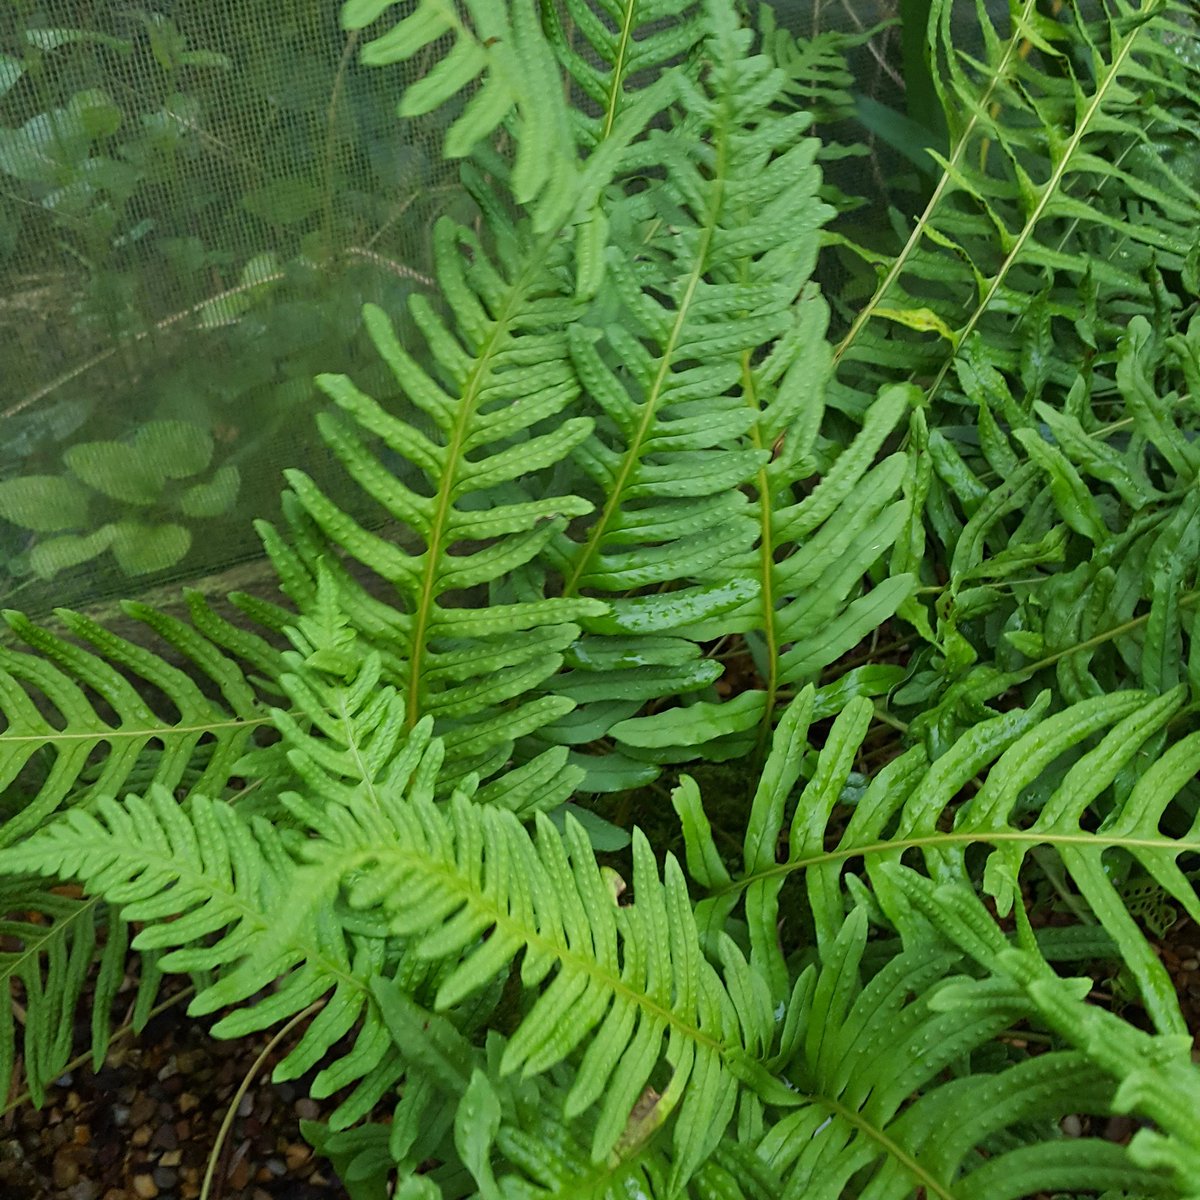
[
  {"left": 132, "top": 1174, "right": 159, "bottom": 1199},
  {"left": 295, "top": 1097, "right": 320, "bottom": 1121},
  {"left": 151, "top": 1123, "right": 178, "bottom": 1151},
  {"left": 1181, "top": 958, "right": 1199, "bottom": 971},
  {"left": 53, "top": 1146, "right": 81, "bottom": 1188},
  {"left": 285, "top": 1143, "right": 312, "bottom": 1170},
  {"left": 152, "top": 1165, "right": 179, "bottom": 1189}
]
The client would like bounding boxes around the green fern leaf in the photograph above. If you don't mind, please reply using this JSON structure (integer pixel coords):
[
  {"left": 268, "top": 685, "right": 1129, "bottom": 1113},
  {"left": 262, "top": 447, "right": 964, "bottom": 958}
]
[{"left": 0, "top": 603, "right": 270, "bottom": 1101}]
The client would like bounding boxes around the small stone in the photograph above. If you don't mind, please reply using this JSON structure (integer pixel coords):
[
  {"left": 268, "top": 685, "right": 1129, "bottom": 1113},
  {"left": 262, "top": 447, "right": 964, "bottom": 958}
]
[
  {"left": 130, "top": 1095, "right": 157, "bottom": 1126},
  {"left": 152, "top": 1166, "right": 178, "bottom": 1190},
  {"left": 132, "top": 1175, "right": 159, "bottom": 1199},
  {"left": 131, "top": 1125, "right": 152, "bottom": 1147},
  {"left": 266, "top": 1157, "right": 286, "bottom": 1176},
  {"left": 237, "top": 1093, "right": 253, "bottom": 1118},
  {"left": 155, "top": 1057, "right": 178, "bottom": 1082},
  {"left": 159, "top": 1150, "right": 182, "bottom": 1168},
  {"left": 285, "top": 1143, "right": 312, "bottom": 1170},
  {"left": 111, "top": 1104, "right": 131, "bottom": 1127},
  {"left": 1181, "top": 958, "right": 1198, "bottom": 971},
  {"left": 175, "top": 1051, "right": 202, "bottom": 1073},
  {"left": 53, "top": 1146, "right": 81, "bottom": 1188},
  {"left": 67, "top": 1182, "right": 99, "bottom": 1200},
  {"left": 178, "top": 1093, "right": 200, "bottom": 1114},
  {"left": 294, "top": 1097, "right": 320, "bottom": 1121},
  {"left": 1105, "top": 1114, "right": 1137, "bottom": 1142},
  {"left": 151, "top": 1124, "right": 178, "bottom": 1151},
  {"left": 1061, "top": 1114, "right": 1083, "bottom": 1138},
  {"left": 228, "top": 1157, "right": 252, "bottom": 1190}
]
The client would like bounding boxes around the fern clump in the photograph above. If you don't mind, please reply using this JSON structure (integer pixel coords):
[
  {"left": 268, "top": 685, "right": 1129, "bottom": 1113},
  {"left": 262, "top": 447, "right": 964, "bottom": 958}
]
[{"left": 3, "top": 0, "right": 1200, "bottom": 1197}]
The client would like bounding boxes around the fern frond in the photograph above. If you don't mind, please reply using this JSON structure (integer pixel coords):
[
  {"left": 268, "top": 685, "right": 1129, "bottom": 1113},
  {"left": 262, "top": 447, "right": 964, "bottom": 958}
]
[
  {"left": 266, "top": 214, "right": 609, "bottom": 771},
  {"left": 525, "top": 7, "right": 911, "bottom": 773},
  {"left": 288, "top": 792, "right": 767, "bottom": 1191},
  {"left": 344, "top": 0, "right": 579, "bottom": 219},
  {"left": 760, "top": 910, "right": 1163, "bottom": 1200},
  {"left": 255, "top": 9, "right": 703, "bottom": 778},
  {"left": 894, "top": 874, "right": 1200, "bottom": 1198},
  {"left": 0, "top": 606, "right": 266, "bottom": 844},
  {"left": 543, "top": 0, "right": 707, "bottom": 146},
  {"left": 827, "top": 0, "right": 1199, "bottom": 427},
  {"left": 0, "top": 884, "right": 142, "bottom": 1109},
  {"left": 681, "top": 686, "right": 1200, "bottom": 1030},
  {"left": 0, "top": 603, "right": 270, "bottom": 1101},
  {"left": 906, "top": 298, "right": 1200, "bottom": 741},
  {"left": 0, "top": 783, "right": 419, "bottom": 1130},
  {"left": 242, "top": 568, "right": 585, "bottom": 815}
]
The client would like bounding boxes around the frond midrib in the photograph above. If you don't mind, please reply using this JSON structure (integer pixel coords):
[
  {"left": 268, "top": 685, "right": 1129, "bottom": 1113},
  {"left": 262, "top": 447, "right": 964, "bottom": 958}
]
[
  {"left": 819, "top": 1092, "right": 960, "bottom": 1200},
  {"left": 600, "top": 0, "right": 640, "bottom": 142},
  {"left": 926, "top": 0, "right": 1165, "bottom": 400},
  {"left": 718, "top": 828, "right": 1200, "bottom": 900},
  {"left": 562, "top": 79, "right": 732, "bottom": 597},
  {"left": 84, "top": 838, "right": 367, "bottom": 1002},
  {"left": 1, "top": 714, "right": 272, "bottom": 747},
  {"left": 831, "top": 0, "right": 1041, "bottom": 369},
  {"left": 0, "top": 892, "right": 102, "bottom": 985},
  {"left": 349, "top": 846, "right": 728, "bottom": 1057}
]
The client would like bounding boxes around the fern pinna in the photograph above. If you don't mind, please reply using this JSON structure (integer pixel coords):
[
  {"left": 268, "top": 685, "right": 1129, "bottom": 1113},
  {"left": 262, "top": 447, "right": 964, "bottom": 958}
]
[{"left": 1, "top": 1, "right": 1200, "bottom": 1198}]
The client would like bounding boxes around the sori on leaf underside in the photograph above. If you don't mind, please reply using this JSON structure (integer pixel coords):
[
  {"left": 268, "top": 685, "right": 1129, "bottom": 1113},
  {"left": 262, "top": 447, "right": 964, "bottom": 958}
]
[{"left": 2, "top": 0, "right": 1200, "bottom": 1197}]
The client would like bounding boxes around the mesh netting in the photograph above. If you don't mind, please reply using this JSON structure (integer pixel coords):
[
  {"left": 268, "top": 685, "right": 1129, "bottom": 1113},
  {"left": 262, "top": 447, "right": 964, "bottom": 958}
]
[{"left": 0, "top": 0, "right": 904, "bottom": 616}]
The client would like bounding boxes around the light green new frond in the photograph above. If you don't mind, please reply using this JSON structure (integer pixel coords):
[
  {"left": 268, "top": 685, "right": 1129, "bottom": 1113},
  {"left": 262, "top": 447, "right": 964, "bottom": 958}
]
[
  {"left": 242, "top": 570, "right": 584, "bottom": 815},
  {"left": 0, "top": 785, "right": 425, "bottom": 1130},
  {"left": 284, "top": 783, "right": 797, "bottom": 1190}
]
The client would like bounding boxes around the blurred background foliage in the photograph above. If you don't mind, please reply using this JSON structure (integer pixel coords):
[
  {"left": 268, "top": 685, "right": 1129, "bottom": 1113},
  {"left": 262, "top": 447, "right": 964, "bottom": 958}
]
[{"left": 0, "top": 0, "right": 963, "bottom": 612}]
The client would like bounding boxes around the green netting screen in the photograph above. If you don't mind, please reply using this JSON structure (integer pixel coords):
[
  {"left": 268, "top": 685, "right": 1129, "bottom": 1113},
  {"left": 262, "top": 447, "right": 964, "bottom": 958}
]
[{"left": 0, "top": 0, "right": 906, "bottom": 617}]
